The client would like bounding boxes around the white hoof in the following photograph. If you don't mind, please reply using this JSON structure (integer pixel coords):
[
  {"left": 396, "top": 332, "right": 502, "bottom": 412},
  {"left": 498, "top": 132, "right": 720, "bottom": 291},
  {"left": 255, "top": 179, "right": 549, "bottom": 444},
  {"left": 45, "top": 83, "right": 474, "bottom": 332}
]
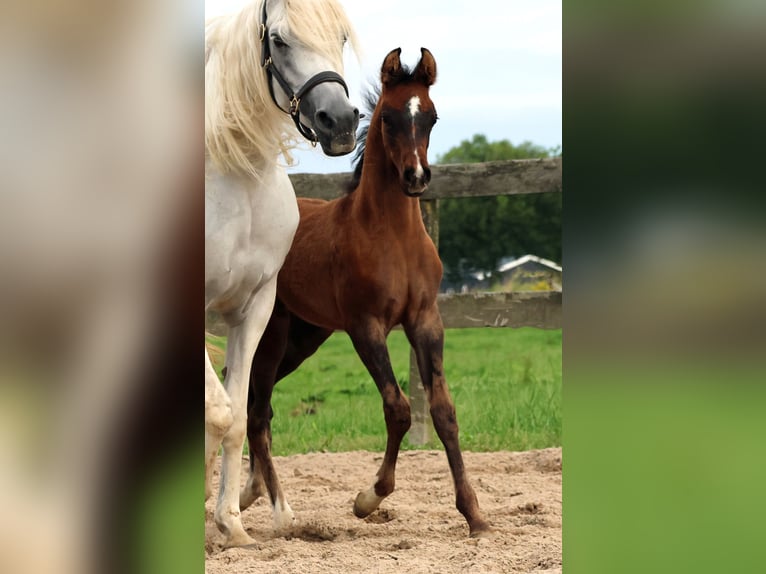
[
  {"left": 353, "top": 487, "right": 385, "bottom": 518},
  {"left": 272, "top": 500, "right": 295, "bottom": 532}
]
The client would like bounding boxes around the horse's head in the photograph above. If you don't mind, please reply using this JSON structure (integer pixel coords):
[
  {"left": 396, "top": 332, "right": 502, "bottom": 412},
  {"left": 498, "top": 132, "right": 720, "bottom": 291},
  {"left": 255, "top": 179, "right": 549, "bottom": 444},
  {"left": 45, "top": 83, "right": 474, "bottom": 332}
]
[
  {"left": 261, "top": 0, "right": 359, "bottom": 156},
  {"left": 377, "top": 47, "right": 438, "bottom": 197}
]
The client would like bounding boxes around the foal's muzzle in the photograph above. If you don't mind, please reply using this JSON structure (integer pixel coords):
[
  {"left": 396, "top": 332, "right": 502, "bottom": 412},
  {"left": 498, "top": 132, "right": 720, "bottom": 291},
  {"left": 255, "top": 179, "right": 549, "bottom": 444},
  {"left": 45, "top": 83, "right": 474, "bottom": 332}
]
[{"left": 402, "top": 164, "right": 432, "bottom": 197}]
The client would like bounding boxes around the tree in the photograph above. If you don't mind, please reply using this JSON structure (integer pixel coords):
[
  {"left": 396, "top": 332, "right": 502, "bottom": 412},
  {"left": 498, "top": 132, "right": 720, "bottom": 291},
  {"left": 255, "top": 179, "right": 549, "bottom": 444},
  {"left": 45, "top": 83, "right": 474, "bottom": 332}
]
[{"left": 436, "top": 135, "right": 561, "bottom": 286}]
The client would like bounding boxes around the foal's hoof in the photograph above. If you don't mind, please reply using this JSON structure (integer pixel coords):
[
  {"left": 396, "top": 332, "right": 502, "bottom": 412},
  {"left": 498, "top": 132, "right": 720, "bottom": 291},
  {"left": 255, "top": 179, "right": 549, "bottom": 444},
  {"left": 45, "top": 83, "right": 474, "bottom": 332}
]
[
  {"left": 353, "top": 488, "right": 385, "bottom": 518},
  {"left": 469, "top": 522, "right": 494, "bottom": 538},
  {"left": 272, "top": 506, "right": 296, "bottom": 533}
]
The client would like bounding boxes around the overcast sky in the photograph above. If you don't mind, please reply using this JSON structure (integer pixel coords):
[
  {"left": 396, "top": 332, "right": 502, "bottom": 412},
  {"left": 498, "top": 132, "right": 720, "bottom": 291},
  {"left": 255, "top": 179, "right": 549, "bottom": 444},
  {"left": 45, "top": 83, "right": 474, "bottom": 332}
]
[{"left": 205, "top": 0, "right": 561, "bottom": 174}]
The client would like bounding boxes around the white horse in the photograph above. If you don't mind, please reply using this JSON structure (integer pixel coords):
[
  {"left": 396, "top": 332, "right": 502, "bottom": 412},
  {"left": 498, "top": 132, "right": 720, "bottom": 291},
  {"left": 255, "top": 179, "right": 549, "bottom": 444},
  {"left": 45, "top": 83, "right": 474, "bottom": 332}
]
[{"left": 205, "top": 0, "right": 359, "bottom": 547}]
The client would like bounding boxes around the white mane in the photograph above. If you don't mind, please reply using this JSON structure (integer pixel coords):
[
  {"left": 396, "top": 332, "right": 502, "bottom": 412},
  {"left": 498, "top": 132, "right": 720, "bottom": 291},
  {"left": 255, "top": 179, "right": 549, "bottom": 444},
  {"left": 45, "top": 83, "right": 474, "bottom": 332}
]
[{"left": 205, "top": 0, "right": 359, "bottom": 179}]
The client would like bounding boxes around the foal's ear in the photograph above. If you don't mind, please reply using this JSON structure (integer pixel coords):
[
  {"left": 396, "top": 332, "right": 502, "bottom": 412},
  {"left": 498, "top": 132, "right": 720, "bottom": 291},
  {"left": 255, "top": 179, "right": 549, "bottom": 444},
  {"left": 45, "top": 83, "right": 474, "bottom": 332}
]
[
  {"left": 414, "top": 47, "right": 437, "bottom": 86},
  {"left": 381, "top": 47, "right": 403, "bottom": 86}
]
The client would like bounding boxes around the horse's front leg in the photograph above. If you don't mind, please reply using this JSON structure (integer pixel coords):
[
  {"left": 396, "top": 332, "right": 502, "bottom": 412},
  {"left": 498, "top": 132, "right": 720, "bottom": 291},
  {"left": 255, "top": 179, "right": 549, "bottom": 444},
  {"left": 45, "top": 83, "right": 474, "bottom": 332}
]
[
  {"left": 404, "top": 306, "right": 491, "bottom": 537},
  {"left": 347, "top": 321, "right": 411, "bottom": 518},
  {"left": 214, "top": 277, "right": 279, "bottom": 547}
]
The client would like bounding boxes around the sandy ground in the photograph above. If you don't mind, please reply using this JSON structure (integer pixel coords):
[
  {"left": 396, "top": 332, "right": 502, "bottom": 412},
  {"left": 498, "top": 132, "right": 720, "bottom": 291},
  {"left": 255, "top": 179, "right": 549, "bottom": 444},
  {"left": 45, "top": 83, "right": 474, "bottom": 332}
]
[{"left": 205, "top": 448, "right": 562, "bottom": 574}]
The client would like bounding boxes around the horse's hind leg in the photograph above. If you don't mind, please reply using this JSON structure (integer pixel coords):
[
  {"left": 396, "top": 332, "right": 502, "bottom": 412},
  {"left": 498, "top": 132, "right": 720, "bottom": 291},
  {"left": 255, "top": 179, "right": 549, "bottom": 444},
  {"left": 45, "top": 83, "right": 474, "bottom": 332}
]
[
  {"left": 404, "top": 306, "right": 491, "bottom": 537},
  {"left": 347, "top": 322, "right": 411, "bottom": 518},
  {"left": 243, "top": 298, "right": 333, "bottom": 529}
]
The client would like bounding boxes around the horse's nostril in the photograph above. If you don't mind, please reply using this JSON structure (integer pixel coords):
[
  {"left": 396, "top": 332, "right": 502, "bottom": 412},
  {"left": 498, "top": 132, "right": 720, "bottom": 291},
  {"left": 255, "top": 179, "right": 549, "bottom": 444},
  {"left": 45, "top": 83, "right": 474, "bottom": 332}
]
[
  {"left": 404, "top": 166, "right": 416, "bottom": 182},
  {"left": 315, "top": 110, "right": 335, "bottom": 132},
  {"left": 423, "top": 166, "right": 432, "bottom": 183}
]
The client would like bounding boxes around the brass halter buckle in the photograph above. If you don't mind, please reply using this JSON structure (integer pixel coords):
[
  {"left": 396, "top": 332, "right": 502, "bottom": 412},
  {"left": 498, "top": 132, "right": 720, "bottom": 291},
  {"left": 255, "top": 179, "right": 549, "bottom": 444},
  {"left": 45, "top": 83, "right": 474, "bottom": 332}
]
[{"left": 289, "top": 95, "right": 300, "bottom": 116}]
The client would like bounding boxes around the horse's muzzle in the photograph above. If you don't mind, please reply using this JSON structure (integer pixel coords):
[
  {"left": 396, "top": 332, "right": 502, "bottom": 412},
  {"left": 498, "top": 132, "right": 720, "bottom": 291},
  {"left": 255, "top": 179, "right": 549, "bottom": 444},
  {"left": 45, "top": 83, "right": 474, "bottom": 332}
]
[
  {"left": 319, "top": 131, "right": 357, "bottom": 156},
  {"left": 313, "top": 104, "right": 359, "bottom": 156}
]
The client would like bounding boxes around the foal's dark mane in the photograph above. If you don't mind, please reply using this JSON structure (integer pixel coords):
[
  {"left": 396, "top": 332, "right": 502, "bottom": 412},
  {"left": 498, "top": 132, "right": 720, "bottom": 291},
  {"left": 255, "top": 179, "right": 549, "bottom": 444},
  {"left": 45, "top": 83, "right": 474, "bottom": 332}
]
[
  {"left": 344, "top": 86, "right": 378, "bottom": 194},
  {"left": 345, "top": 62, "right": 420, "bottom": 194}
]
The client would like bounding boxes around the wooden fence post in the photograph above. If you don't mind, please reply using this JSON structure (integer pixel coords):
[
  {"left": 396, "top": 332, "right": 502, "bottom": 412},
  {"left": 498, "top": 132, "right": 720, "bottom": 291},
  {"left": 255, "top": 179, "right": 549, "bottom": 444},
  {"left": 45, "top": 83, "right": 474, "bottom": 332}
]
[{"left": 408, "top": 198, "right": 439, "bottom": 445}]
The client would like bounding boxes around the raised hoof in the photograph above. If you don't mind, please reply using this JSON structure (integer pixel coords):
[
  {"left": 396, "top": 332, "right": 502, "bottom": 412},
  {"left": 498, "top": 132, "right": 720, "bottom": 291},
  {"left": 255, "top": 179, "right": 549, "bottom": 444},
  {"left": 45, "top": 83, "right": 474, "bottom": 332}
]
[
  {"left": 239, "top": 471, "right": 267, "bottom": 510},
  {"left": 239, "top": 487, "right": 264, "bottom": 511}
]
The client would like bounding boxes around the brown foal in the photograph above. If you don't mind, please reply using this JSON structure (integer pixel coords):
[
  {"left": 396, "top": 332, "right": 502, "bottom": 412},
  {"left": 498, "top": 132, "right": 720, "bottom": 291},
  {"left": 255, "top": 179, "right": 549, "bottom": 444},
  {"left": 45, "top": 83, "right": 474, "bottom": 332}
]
[{"left": 241, "top": 47, "right": 491, "bottom": 537}]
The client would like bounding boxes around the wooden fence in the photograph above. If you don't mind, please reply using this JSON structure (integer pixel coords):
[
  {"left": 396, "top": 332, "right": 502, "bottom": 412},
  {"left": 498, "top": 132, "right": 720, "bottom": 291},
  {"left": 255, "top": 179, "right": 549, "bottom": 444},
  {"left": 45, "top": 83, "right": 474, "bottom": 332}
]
[{"left": 207, "top": 158, "right": 562, "bottom": 444}]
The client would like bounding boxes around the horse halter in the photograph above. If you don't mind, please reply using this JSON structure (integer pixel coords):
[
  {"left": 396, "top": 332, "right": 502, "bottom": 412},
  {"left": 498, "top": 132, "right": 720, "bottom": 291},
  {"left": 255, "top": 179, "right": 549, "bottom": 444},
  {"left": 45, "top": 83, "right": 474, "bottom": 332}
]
[{"left": 259, "top": 0, "right": 350, "bottom": 144}]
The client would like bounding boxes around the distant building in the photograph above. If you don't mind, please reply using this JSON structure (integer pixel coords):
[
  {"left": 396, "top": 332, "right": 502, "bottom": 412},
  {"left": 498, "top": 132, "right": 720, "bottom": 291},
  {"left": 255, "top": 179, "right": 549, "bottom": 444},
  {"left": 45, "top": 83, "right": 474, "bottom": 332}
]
[
  {"left": 496, "top": 254, "right": 562, "bottom": 292},
  {"left": 441, "top": 254, "right": 562, "bottom": 294}
]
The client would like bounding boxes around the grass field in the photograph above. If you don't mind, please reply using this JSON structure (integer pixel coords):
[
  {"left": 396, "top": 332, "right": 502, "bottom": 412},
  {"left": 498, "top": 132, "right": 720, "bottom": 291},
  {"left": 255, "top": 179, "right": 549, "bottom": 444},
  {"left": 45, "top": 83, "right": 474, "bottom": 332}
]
[{"left": 206, "top": 327, "right": 561, "bottom": 454}]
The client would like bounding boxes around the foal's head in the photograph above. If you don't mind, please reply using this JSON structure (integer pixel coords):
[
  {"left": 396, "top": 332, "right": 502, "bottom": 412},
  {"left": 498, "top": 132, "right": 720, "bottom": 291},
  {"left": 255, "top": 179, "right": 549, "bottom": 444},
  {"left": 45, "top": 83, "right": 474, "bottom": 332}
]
[{"left": 375, "top": 47, "right": 438, "bottom": 197}]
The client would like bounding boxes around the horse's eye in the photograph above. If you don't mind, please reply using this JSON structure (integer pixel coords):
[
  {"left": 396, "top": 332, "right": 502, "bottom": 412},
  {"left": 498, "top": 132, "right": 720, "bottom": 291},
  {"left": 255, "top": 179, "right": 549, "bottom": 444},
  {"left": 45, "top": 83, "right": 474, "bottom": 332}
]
[
  {"left": 271, "top": 35, "right": 287, "bottom": 48},
  {"left": 381, "top": 114, "right": 391, "bottom": 126}
]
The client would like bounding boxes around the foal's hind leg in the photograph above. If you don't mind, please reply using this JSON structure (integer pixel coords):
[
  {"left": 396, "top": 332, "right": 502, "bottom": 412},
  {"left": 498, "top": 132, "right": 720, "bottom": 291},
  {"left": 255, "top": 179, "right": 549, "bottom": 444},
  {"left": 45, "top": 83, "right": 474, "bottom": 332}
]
[
  {"left": 347, "top": 321, "right": 412, "bottom": 518},
  {"left": 243, "top": 299, "right": 333, "bottom": 529},
  {"left": 404, "top": 306, "right": 491, "bottom": 537}
]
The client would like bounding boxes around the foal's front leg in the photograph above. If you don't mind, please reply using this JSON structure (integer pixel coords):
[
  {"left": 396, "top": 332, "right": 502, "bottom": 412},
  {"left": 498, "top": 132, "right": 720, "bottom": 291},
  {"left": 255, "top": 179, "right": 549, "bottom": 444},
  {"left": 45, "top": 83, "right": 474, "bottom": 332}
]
[
  {"left": 348, "top": 321, "right": 411, "bottom": 518},
  {"left": 404, "top": 306, "right": 491, "bottom": 537}
]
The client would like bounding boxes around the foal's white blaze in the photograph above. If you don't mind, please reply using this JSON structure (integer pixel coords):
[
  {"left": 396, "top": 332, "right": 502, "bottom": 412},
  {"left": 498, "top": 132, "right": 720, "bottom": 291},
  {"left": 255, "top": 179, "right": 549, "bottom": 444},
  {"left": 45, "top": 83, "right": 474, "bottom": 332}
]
[
  {"left": 414, "top": 152, "right": 424, "bottom": 179},
  {"left": 407, "top": 95, "right": 421, "bottom": 118},
  {"left": 407, "top": 95, "right": 425, "bottom": 179}
]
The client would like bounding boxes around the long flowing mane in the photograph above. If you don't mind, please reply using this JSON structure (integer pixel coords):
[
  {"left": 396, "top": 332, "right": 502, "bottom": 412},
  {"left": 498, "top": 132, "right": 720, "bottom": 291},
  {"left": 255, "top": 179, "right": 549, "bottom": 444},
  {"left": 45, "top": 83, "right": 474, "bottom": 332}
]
[{"left": 205, "top": 0, "right": 359, "bottom": 179}]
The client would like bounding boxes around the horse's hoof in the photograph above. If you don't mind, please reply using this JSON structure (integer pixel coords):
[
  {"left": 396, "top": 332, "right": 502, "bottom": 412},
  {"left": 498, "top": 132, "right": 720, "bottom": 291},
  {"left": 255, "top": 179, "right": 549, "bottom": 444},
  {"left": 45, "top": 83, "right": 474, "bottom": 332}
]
[{"left": 223, "top": 528, "right": 256, "bottom": 548}]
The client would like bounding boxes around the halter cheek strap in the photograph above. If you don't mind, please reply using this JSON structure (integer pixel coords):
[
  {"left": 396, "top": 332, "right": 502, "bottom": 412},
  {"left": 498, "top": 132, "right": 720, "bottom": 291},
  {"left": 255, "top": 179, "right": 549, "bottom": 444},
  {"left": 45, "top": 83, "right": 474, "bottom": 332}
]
[{"left": 260, "top": 0, "right": 350, "bottom": 143}]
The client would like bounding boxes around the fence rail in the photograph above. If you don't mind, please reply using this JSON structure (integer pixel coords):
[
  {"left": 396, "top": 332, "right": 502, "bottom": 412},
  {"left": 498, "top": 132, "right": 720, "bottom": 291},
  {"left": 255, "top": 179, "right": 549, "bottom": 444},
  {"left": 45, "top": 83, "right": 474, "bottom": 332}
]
[
  {"left": 289, "top": 157, "right": 562, "bottom": 200},
  {"left": 207, "top": 158, "right": 562, "bottom": 445}
]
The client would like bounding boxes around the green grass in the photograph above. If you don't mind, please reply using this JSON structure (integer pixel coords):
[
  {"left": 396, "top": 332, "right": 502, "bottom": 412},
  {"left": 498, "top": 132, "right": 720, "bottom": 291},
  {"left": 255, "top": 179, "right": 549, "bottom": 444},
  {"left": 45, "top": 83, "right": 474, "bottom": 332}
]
[{"left": 206, "top": 327, "right": 560, "bottom": 454}]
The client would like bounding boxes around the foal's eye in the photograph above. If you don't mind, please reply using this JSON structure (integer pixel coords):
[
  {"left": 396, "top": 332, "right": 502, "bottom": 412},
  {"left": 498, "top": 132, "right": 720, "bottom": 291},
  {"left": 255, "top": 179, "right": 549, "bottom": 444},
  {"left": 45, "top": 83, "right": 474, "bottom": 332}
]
[{"left": 271, "top": 35, "right": 288, "bottom": 48}]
